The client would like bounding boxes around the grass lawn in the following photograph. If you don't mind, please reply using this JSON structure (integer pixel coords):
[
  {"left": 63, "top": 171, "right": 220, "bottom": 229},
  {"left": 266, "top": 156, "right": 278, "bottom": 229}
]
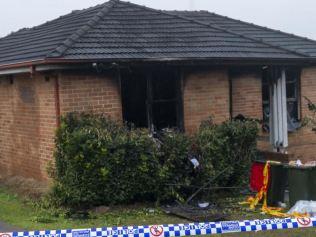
[{"left": 0, "top": 187, "right": 315, "bottom": 237}]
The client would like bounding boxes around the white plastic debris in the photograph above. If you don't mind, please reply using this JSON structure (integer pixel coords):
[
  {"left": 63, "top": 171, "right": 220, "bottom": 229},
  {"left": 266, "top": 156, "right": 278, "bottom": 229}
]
[
  {"left": 198, "top": 202, "right": 210, "bottom": 208},
  {"left": 190, "top": 158, "right": 200, "bottom": 169},
  {"left": 148, "top": 208, "right": 155, "bottom": 213},
  {"left": 287, "top": 200, "right": 316, "bottom": 217},
  {"left": 296, "top": 160, "right": 303, "bottom": 166},
  {"left": 289, "top": 159, "right": 303, "bottom": 166},
  {"left": 278, "top": 202, "right": 287, "bottom": 208},
  {"left": 305, "top": 161, "right": 316, "bottom": 167},
  {"left": 288, "top": 160, "right": 316, "bottom": 167}
]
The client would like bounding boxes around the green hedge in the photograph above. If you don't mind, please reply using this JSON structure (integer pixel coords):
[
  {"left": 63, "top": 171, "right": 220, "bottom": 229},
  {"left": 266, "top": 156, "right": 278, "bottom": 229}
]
[
  {"left": 51, "top": 113, "right": 258, "bottom": 208},
  {"left": 196, "top": 118, "right": 259, "bottom": 187},
  {"left": 157, "top": 129, "right": 195, "bottom": 202},
  {"left": 52, "top": 113, "right": 160, "bottom": 208}
]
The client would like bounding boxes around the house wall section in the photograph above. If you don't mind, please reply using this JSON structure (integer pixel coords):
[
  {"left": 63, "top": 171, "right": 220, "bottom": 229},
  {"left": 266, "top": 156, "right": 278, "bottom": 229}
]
[
  {"left": 1, "top": 66, "right": 315, "bottom": 182},
  {"left": 183, "top": 69, "right": 230, "bottom": 134},
  {"left": 0, "top": 77, "right": 13, "bottom": 178},
  {"left": 231, "top": 72, "right": 263, "bottom": 119},
  {"left": 59, "top": 72, "right": 122, "bottom": 120},
  {"left": 0, "top": 71, "right": 123, "bottom": 182},
  {"left": 288, "top": 66, "right": 316, "bottom": 162},
  {"left": 0, "top": 74, "right": 57, "bottom": 181},
  {"left": 230, "top": 71, "right": 270, "bottom": 155},
  {"left": 187, "top": 67, "right": 316, "bottom": 162}
]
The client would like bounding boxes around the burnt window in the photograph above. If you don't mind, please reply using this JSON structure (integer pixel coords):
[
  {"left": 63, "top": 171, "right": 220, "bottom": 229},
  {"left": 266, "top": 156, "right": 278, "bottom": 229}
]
[
  {"left": 262, "top": 68, "right": 300, "bottom": 132},
  {"left": 121, "top": 71, "right": 148, "bottom": 128},
  {"left": 121, "top": 68, "right": 183, "bottom": 132},
  {"left": 151, "top": 71, "right": 179, "bottom": 130}
]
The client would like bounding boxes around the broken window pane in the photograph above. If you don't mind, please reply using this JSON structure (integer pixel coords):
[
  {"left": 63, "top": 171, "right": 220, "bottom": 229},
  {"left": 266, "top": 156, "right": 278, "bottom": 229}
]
[
  {"left": 121, "top": 68, "right": 182, "bottom": 131},
  {"left": 261, "top": 68, "right": 300, "bottom": 132}
]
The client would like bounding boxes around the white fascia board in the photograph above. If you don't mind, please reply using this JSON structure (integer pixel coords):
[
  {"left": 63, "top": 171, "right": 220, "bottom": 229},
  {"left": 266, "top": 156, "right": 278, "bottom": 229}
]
[
  {"left": 36, "top": 64, "right": 85, "bottom": 71},
  {"left": 0, "top": 64, "right": 87, "bottom": 76},
  {"left": 0, "top": 67, "right": 30, "bottom": 75}
]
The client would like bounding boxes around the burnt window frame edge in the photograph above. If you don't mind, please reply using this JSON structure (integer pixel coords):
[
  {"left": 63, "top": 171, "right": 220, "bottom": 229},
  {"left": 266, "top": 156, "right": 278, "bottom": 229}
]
[{"left": 177, "top": 67, "right": 185, "bottom": 132}]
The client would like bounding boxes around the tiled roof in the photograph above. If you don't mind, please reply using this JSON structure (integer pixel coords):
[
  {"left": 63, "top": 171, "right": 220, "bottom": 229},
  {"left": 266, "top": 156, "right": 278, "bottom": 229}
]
[
  {"left": 0, "top": 0, "right": 316, "bottom": 67},
  {"left": 170, "top": 10, "right": 316, "bottom": 57},
  {"left": 0, "top": 2, "right": 109, "bottom": 66}
]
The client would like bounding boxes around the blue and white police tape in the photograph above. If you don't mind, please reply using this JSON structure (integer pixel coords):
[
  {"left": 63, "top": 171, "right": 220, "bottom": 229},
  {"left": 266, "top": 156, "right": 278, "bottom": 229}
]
[{"left": 0, "top": 217, "right": 315, "bottom": 237}]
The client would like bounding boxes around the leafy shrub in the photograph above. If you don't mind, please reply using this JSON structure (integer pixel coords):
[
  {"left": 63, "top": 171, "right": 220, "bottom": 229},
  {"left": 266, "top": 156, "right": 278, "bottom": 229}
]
[
  {"left": 52, "top": 113, "right": 160, "bottom": 208},
  {"left": 157, "top": 129, "right": 195, "bottom": 202},
  {"left": 51, "top": 113, "right": 259, "bottom": 208},
  {"left": 195, "top": 118, "right": 259, "bottom": 187},
  {"left": 302, "top": 97, "right": 316, "bottom": 131}
]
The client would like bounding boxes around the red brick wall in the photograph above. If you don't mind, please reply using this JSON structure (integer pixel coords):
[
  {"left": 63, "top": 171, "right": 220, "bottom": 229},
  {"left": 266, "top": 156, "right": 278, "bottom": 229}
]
[
  {"left": 183, "top": 69, "right": 230, "bottom": 134},
  {"left": 0, "top": 77, "right": 13, "bottom": 178},
  {"left": 287, "top": 66, "right": 316, "bottom": 162},
  {"left": 301, "top": 66, "right": 316, "bottom": 117},
  {"left": 0, "top": 71, "right": 122, "bottom": 181},
  {"left": 231, "top": 72, "right": 263, "bottom": 119},
  {"left": 0, "top": 74, "right": 57, "bottom": 181},
  {"left": 2, "top": 66, "right": 316, "bottom": 181},
  {"left": 59, "top": 72, "right": 122, "bottom": 120}
]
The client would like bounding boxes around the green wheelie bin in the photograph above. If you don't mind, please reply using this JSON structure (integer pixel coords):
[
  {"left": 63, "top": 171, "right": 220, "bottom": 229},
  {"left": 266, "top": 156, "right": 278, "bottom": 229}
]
[
  {"left": 288, "top": 166, "right": 311, "bottom": 207},
  {"left": 267, "top": 162, "right": 288, "bottom": 206},
  {"left": 308, "top": 166, "right": 316, "bottom": 201}
]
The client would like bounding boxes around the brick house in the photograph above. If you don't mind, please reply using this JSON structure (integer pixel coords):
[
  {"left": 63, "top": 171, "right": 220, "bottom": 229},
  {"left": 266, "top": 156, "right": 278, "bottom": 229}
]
[{"left": 1, "top": 0, "right": 316, "bottom": 181}]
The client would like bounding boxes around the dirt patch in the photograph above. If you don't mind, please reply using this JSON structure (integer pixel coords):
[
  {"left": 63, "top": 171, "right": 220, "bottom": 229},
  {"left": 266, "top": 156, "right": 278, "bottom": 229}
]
[{"left": 0, "top": 175, "right": 49, "bottom": 199}]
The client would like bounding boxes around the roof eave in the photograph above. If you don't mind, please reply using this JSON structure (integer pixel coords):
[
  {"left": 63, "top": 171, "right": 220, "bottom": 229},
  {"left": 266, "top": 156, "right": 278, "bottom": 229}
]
[
  {"left": 43, "top": 56, "right": 316, "bottom": 66},
  {"left": 0, "top": 57, "right": 316, "bottom": 75}
]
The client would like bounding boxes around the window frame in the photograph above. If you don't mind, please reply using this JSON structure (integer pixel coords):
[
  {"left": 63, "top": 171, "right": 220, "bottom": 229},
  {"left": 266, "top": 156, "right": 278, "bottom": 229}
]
[
  {"left": 261, "top": 67, "right": 301, "bottom": 132},
  {"left": 120, "top": 67, "right": 184, "bottom": 132}
]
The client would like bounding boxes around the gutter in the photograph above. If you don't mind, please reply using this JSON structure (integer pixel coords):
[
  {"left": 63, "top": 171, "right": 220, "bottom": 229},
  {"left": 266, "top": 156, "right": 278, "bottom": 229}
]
[
  {"left": 0, "top": 57, "right": 316, "bottom": 76},
  {"left": 0, "top": 62, "right": 91, "bottom": 76},
  {"left": 0, "top": 66, "right": 31, "bottom": 75},
  {"left": 0, "top": 60, "right": 45, "bottom": 71}
]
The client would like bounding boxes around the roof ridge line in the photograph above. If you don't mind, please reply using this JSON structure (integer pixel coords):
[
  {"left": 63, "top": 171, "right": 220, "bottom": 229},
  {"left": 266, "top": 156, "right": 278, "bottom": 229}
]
[
  {"left": 120, "top": 1, "right": 309, "bottom": 58},
  {"left": 47, "top": 0, "right": 119, "bottom": 58},
  {"left": 207, "top": 11, "right": 316, "bottom": 46}
]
